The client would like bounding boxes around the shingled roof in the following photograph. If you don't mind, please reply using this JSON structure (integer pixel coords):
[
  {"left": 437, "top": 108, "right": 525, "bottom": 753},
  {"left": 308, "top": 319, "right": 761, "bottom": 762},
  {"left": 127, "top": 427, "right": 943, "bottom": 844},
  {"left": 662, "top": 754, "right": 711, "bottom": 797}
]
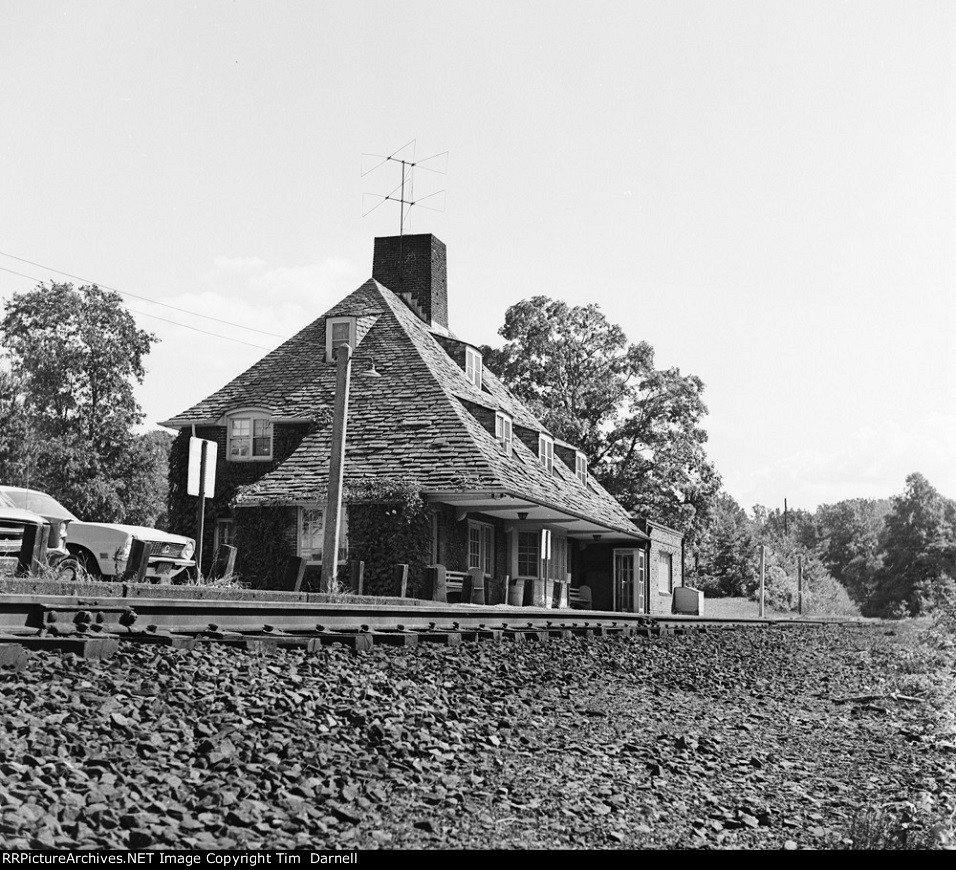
[{"left": 162, "top": 272, "right": 641, "bottom": 537}]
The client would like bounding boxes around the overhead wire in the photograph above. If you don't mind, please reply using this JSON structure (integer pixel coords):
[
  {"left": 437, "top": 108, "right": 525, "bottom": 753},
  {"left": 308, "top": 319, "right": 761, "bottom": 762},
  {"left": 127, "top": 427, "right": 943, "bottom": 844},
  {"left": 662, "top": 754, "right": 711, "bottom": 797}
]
[
  {"left": 0, "top": 264, "right": 278, "bottom": 351},
  {"left": 0, "top": 250, "right": 289, "bottom": 339}
]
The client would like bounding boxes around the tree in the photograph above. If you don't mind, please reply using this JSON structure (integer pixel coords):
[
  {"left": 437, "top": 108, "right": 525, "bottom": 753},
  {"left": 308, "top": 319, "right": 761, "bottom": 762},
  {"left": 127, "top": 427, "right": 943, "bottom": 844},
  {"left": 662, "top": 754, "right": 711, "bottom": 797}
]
[
  {"left": 871, "top": 473, "right": 956, "bottom": 616},
  {"left": 689, "top": 493, "right": 757, "bottom": 597},
  {"left": 483, "top": 296, "right": 720, "bottom": 536},
  {"left": 0, "top": 365, "right": 31, "bottom": 485},
  {"left": 0, "top": 282, "right": 162, "bottom": 522},
  {"left": 815, "top": 497, "right": 890, "bottom": 604}
]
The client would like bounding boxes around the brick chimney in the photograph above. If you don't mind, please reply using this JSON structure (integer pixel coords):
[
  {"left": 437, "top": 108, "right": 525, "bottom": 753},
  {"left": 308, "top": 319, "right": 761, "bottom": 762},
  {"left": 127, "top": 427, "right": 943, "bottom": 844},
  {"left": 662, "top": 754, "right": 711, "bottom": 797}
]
[{"left": 372, "top": 234, "right": 448, "bottom": 329}]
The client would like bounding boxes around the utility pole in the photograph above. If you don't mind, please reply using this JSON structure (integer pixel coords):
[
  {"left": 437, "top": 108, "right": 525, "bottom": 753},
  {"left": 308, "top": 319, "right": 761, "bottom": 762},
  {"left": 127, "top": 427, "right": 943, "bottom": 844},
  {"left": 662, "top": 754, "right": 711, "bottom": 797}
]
[
  {"left": 759, "top": 545, "right": 766, "bottom": 618},
  {"left": 321, "top": 344, "right": 353, "bottom": 593},
  {"left": 784, "top": 498, "right": 788, "bottom": 536},
  {"left": 797, "top": 554, "right": 803, "bottom": 615}
]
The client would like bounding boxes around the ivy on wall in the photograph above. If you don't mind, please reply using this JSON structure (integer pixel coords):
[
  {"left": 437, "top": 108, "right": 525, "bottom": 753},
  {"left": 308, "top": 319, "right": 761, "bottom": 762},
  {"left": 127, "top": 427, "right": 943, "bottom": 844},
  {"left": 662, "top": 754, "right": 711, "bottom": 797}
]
[
  {"left": 234, "top": 506, "right": 297, "bottom": 589},
  {"left": 344, "top": 476, "right": 432, "bottom": 597},
  {"left": 167, "top": 423, "right": 313, "bottom": 584}
]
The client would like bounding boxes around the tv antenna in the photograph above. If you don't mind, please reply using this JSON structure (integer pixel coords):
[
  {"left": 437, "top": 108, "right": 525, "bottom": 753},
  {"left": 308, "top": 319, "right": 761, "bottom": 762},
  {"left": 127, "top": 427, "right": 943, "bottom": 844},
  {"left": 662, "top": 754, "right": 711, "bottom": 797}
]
[{"left": 361, "top": 140, "right": 447, "bottom": 235}]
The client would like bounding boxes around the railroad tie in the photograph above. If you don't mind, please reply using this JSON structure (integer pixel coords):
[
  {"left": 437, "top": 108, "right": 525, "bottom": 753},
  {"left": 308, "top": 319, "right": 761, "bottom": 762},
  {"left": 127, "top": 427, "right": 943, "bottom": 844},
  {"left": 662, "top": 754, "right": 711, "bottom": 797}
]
[
  {"left": 2, "top": 632, "right": 119, "bottom": 661},
  {"left": 475, "top": 623, "right": 503, "bottom": 643},
  {"left": 125, "top": 626, "right": 198, "bottom": 649},
  {"left": 411, "top": 623, "right": 463, "bottom": 646},
  {"left": 311, "top": 626, "right": 374, "bottom": 653}
]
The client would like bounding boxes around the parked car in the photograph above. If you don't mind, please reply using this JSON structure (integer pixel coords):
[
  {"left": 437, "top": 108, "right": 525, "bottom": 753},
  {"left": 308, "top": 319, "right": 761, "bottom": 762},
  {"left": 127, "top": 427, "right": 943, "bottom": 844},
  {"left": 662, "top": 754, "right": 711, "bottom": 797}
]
[
  {"left": 0, "top": 486, "right": 196, "bottom": 582},
  {"left": 0, "top": 490, "right": 70, "bottom": 576}
]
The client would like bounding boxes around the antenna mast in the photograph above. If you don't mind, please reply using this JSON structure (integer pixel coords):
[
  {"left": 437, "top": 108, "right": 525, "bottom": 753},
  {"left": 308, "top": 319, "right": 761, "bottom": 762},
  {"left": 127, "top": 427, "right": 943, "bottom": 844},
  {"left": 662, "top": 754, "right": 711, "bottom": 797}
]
[{"left": 361, "top": 140, "right": 448, "bottom": 235}]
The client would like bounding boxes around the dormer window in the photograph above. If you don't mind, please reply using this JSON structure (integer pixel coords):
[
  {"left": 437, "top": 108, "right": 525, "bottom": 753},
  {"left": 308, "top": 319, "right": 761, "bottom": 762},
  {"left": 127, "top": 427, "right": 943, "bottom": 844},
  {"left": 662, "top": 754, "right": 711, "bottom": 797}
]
[
  {"left": 575, "top": 452, "right": 588, "bottom": 484},
  {"left": 464, "top": 347, "right": 483, "bottom": 389},
  {"left": 495, "top": 412, "right": 513, "bottom": 456},
  {"left": 326, "top": 317, "right": 356, "bottom": 362},
  {"left": 538, "top": 433, "right": 554, "bottom": 473},
  {"left": 227, "top": 411, "right": 273, "bottom": 461}
]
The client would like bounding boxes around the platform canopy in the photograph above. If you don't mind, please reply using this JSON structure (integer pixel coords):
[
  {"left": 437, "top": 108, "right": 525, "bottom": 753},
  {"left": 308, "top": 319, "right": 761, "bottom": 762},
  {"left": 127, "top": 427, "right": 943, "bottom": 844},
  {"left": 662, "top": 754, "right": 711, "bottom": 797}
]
[{"left": 424, "top": 490, "right": 649, "bottom": 542}]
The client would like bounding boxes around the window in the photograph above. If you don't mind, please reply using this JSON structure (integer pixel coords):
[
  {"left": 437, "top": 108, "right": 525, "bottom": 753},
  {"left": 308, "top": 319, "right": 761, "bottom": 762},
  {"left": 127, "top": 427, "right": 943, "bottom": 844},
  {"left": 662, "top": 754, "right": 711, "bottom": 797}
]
[
  {"left": 228, "top": 412, "right": 273, "bottom": 460},
  {"left": 658, "top": 551, "right": 673, "bottom": 594},
  {"left": 214, "top": 519, "right": 235, "bottom": 552},
  {"left": 467, "top": 521, "right": 494, "bottom": 576},
  {"left": 517, "top": 531, "right": 539, "bottom": 578},
  {"left": 298, "top": 507, "right": 349, "bottom": 565},
  {"left": 464, "top": 347, "right": 482, "bottom": 389},
  {"left": 575, "top": 452, "right": 588, "bottom": 485},
  {"left": 495, "top": 412, "right": 513, "bottom": 455},
  {"left": 538, "top": 434, "right": 554, "bottom": 473},
  {"left": 326, "top": 317, "right": 356, "bottom": 362}
]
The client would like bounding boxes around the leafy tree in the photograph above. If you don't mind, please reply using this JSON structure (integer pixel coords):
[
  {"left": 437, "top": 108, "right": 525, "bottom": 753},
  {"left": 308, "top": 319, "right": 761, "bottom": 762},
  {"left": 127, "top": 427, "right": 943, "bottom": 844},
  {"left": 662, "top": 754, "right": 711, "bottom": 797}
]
[
  {"left": 0, "top": 282, "right": 162, "bottom": 522},
  {"left": 871, "top": 473, "right": 956, "bottom": 616},
  {"left": 689, "top": 493, "right": 757, "bottom": 596},
  {"left": 815, "top": 498, "right": 891, "bottom": 603},
  {"left": 0, "top": 365, "right": 31, "bottom": 485},
  {"left": 121, "top": 430, "right": 174, "bottom": 529},
  {"left": 482, "top": 296, "right": 720, "bottom": 535}
]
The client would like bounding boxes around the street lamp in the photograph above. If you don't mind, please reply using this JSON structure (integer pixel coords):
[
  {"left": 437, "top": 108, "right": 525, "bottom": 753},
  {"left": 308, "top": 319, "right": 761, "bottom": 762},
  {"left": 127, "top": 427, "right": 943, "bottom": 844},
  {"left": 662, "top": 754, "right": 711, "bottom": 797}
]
[{"left": 320, "top": 343, "right": 352, "bottom": 593}]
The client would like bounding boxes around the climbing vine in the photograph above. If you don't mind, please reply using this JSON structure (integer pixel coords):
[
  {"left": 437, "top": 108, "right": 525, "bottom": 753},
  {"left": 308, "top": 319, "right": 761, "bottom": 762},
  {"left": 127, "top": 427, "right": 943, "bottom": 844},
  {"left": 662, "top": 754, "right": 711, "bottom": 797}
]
[{"left": 344, "top": 476, "right": 432, "bottom": 597}]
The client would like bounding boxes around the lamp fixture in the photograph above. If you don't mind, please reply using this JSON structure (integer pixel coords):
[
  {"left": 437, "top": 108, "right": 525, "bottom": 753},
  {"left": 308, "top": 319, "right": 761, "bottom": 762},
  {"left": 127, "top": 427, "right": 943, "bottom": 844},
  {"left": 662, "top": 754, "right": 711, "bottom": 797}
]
[
  {"left": 360, "top": 357, "right": 382, "bottom": 378},
  {"left": 517, "top": 511, "right": 529, "bottom": 521},
  {"left": 592, "top": 534, "right": 602, "bottom": 541}
]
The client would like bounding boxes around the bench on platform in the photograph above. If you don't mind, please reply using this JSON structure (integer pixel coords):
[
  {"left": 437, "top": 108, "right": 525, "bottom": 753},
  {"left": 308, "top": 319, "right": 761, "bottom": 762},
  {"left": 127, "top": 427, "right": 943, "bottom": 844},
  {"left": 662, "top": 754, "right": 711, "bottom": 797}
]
[
  {"left": 445, "top": 570, "right": 466, "bottom": 602},
  {"left": 569, "top": 585, "right": 592, "bottom": 609}
]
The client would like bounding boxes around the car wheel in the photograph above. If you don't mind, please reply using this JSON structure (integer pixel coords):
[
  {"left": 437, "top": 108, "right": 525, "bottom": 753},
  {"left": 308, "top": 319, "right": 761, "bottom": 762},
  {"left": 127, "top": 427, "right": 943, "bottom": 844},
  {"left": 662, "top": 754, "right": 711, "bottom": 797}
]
[
  {"left": 54, "top": 557, "right": 87, "bottom": 582},
  {"left": 69, "top": 548, "right": 102, "bottom": 580}
]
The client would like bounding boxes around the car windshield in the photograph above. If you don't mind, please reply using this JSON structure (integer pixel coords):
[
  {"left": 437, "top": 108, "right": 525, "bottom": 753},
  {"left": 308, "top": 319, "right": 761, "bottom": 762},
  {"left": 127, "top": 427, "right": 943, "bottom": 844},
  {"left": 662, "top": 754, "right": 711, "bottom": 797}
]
[
  {"left": 0, "top": 488, "right": 78, "bottom": 521},
  {"left": 0, "top": 491, "right": 16, "bottom": 509}
]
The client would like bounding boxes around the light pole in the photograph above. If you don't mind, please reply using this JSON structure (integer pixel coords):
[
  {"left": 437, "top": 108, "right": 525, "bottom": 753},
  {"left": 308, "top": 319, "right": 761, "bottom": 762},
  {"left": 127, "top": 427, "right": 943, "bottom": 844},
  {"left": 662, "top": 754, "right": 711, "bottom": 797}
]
[{"left": 320, "top": 344, "right": 352, "bottom": 593}]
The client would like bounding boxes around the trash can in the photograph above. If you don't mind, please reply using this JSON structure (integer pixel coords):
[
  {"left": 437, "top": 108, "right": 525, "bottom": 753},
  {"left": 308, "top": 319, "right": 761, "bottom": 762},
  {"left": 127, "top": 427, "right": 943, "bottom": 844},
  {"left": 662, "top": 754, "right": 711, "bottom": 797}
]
[{"left": 507, "top": 577, "right": 525, "bottom": 607}]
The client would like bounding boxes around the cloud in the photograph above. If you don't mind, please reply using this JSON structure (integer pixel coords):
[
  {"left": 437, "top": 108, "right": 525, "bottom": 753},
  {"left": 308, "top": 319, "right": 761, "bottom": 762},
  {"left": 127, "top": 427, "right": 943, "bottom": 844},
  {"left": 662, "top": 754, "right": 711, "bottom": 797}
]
[
  {"left": 727, "top": 412, "right": 956, "bottom": 510},
  {"left": 136, "top": 254, "right": 361, "bottom": 429}
]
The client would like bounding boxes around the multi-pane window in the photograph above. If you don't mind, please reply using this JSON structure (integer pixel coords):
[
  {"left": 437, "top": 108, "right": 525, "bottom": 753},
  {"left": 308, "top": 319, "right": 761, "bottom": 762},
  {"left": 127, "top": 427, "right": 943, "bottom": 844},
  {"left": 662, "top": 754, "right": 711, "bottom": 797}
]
[
  {"left": 538, "top": 434, "right": 554, "bottom": 473},
  {"left": 495, "top": 412, "right": 513, "bottom": 455},
  {"left": 326, "top": 318, "right": 356, "bottom": 361},
  {"left": 658, "top": 551, "right": 673, "bottom": 593},
  {"left": 575, "top": 452, "right": 588, "bottom": 484},
  {"left": 465, "top": 347, "right": 482, "bottom": 389},
  {"left": 467, "top": 521, "right": 494, "bottom": 576},
  {"left": 214, "top": 519, "right": 236, "bottom": 552},
  {"left": 517, "top": 531, "right": 539, "bottom": 578},
  {"left": 228, "top": 414, "right": 272, "bottom": 460},
  {"left": 298, "top": 508, "right": 349, "bottom": 565}
]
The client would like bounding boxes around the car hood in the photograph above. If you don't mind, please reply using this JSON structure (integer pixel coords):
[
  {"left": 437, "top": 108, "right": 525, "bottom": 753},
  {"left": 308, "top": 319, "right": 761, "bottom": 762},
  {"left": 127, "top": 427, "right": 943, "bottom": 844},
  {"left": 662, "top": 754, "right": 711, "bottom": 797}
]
[
  {"left": 0, "top": 508, "right": 47, "bottom": 524},
  {"left": 71, "top": 522, "right": 194, "bottom": 544}
]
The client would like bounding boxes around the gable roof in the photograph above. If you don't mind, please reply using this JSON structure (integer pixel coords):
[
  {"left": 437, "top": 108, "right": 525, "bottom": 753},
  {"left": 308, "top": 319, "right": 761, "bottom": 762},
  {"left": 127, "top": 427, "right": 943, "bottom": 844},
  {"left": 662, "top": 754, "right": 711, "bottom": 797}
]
[{"left": 162, "top": 279, "right": 640, "bottom": 537}]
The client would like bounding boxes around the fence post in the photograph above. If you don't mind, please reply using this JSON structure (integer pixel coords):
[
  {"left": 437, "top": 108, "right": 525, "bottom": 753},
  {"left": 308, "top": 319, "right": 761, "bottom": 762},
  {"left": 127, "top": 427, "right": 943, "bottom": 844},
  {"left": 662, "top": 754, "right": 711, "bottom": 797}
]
[
  {"left": 424, "top": 565, "right": 447, "bottom": 602},
  {"left": 759, "top": 545, "right": 766, "bottom": 618},
  {"left": 349, "top": 560, "right": 364, "bottom": 595},
  {"left": 125, "top": 539, "right": 150, "bottom": 584},
  {"left": 286, "top": 556, "right": 307, "bottom": 592},
  {"left": 797, "top": 554, "right": 803, "bottom": 615},
  {"left": 464, "top": 567, "right": 485, "bottom": 605},
  {"left": 393, "top": 563, "right": 409, "bottom": 598},
  {"left": 211, "top": 544, "right": 237, "bottom": 581}
]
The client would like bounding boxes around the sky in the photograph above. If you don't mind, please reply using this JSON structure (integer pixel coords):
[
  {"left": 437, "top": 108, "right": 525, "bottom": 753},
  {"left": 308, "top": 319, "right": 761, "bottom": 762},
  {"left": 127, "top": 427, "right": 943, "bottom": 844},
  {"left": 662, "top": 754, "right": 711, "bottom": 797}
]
[{"left": 0, "top": 1, "right": 953, "bottom": 514}]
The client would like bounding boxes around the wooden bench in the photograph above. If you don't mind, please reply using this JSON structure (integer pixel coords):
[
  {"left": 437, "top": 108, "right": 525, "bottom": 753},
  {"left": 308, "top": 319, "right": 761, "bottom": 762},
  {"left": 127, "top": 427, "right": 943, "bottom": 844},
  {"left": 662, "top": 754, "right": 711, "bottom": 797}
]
[
  {"left": 445, "top": 570, "right": 466, "bottom": 601},
  {"left": 569, "top": 585, "right": 592, "bottom": 609}
]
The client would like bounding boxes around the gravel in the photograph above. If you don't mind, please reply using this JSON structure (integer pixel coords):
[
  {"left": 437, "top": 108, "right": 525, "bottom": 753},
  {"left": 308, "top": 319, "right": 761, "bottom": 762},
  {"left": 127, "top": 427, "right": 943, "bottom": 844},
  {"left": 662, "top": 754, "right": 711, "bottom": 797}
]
[{"left": 1, "top": 622, "right": 954, "bottom": 850}]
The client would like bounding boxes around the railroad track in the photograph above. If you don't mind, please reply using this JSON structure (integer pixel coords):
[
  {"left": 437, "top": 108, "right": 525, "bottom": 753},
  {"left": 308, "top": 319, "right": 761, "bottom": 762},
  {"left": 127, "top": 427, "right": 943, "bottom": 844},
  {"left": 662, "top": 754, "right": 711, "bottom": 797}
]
[{"left": 0, "top": 581, "right": 855, "bottom": 666}]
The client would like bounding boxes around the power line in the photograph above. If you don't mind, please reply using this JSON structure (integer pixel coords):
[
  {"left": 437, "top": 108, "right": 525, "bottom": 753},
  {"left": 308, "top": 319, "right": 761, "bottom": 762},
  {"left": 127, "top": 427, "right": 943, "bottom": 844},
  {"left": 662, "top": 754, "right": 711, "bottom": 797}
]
[
  {"left": 0, "top": 265, "right": 277, "bottom": 351},
  {"left": 0, "top": 249, "right": 290, "bottom": 339}
]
